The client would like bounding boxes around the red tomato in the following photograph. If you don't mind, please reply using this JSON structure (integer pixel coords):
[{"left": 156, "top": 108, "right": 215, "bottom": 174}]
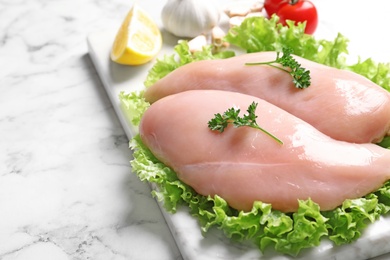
[
  {"left": 276, "top": 0, "right": 318, "bottom": 34},
  {"left": 264, "top": 0, "right": 283, "bottom": 17}
]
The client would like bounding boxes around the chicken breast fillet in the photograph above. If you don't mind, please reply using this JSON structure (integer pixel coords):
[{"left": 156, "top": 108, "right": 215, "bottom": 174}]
[
  {"left": 140, "top": 90, "right": 390, "bottom": 212},
  {"left": 144, "top": 52, "right": 390, "bottom": 143}
]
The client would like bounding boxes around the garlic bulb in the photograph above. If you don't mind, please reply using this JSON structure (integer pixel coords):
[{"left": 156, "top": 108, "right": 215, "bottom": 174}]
[{"left": 161, "top": 0, "right": 221, "bottom": 38}]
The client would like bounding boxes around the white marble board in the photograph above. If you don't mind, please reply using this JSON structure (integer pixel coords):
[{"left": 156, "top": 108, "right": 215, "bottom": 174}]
[{"left": 87, "top": 0, "right": 390, "bottom": 259}]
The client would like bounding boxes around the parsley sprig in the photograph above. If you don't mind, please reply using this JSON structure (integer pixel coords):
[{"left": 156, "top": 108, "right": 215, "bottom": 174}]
[
  {"left": 245, "top": 47, "right": 311, "bottom": 89},
  {"left": 208, "top": 102, "right": 283, "bottom": 145}
]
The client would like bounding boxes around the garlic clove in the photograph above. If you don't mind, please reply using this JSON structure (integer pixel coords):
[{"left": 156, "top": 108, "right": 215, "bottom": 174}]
[
  {"left": 211, "top": 26, "right": 226, "bottom": 47},
  {"left": 188, "top": 35, "right": 208, "bottom": 53},
  {"left": 229, "top": 16, "right": 246, "bottom": 28},
  {"left": 225, "top": 6, "right": 251, "bottom": 18},
  {"left": 211, "top": 26, "right": 229, "bottom": 53},
  {"left": 250, "top": 2, "right": 264, "bottom": 13}
]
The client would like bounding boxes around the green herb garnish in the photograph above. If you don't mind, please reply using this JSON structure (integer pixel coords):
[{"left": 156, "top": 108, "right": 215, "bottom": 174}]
[
  {"left": 208, "top": 101, "right": 283, "bottom": 145},
  {"left": 246, "top": 47, "right": 311, "bottom": 89}
]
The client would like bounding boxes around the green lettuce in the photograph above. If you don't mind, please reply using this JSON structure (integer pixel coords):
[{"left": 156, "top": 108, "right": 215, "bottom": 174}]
[
  {"left": 120, "top": 15, "right": 390, "bottom": 256},
  {"left": 144, "top": 40, "right": 235, "bottom": 87},
  {"left": 225, "top": 16, "right": 348, "bottom": 68},
  {"left": 128, "top": 134, "right": 390, "bottom": 256},
  {"left": 119, "top": 91, "right": 149, "bottom": 126}
]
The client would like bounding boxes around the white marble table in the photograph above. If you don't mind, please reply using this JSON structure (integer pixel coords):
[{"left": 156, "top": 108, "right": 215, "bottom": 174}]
[
  {"left": 0, "top": 0, "right": 180, "bottom": 259},
  {"left": 1, "top": 0, "right": 390, "bottom": 259}
]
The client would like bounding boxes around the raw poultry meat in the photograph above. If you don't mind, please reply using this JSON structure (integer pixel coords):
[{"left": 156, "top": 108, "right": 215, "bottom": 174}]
[
  {"left": 140, "top": 90, "right": 390, "bottom": 212},
  {"left": 144, "top": 52, "right": 390, "bottom": 143}
]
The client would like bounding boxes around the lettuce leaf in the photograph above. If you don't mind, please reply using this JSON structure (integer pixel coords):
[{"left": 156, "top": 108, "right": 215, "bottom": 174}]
[
  {"left": 144, "top": 40, "right": 235, "bottom": 87},
  {"left": 378, "top": 136, "right": 390, "bottom": 148},
  {"left": 128, "top": 133, "right": 390, "bottom": 256},
  {"left": 224, "top": 15, "right": 349, "bottom": 69},
  {"left": 347, "top": 58, "right": 390, "bottom": 91},
  {"left": 120, "top": 15, "right": 390, "bottom": 256},
  {"left": 119, "top": 91, "right": 149, "bottom": 127}
]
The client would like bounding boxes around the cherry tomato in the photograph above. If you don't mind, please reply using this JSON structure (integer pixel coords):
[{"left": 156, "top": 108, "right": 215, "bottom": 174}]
[
  {"left": 276, "top": 0, "right": 318, "bottom": 34},
  {"left": 264, "top": 0, "right": 283, "bottom": 17}
]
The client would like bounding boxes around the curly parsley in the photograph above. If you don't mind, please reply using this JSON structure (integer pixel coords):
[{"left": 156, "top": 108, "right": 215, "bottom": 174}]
[
  {"left": 208, "top": 101, "right": 283, "bottom": 145},
  {"left": 245, "top": 47, "right": 311, "bottom": 89}
]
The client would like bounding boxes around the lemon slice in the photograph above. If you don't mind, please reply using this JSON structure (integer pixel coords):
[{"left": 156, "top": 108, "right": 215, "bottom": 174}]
[{"left": 110, "top": 4, "right": 162, "bottom": 65}]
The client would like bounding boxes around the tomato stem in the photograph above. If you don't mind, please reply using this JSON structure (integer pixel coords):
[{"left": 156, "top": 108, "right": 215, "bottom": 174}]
[{"left": 289, "top": 0, "right": 299, "bottom": 5}]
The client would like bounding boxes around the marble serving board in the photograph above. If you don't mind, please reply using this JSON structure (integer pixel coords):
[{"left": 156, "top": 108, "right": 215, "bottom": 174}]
[{"left": 87, "top": 0, "right": 390, "bottom": 259}]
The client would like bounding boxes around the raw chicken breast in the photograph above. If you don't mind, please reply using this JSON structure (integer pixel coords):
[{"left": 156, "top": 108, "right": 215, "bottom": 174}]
[
  {"left": 144, "top": 52, "right": 390, "bottom": 143},
  {"left": 140, "top": 90, "right": 390, "bottom": 212}
]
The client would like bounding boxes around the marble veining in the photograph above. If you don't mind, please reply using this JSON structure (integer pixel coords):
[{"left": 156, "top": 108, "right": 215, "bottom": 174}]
[
  {"left": 2, "top": 0, "right": 390, "bottom": 259},
  {"left": 0, "top": 0, "right": 181, "bottom": 259}
]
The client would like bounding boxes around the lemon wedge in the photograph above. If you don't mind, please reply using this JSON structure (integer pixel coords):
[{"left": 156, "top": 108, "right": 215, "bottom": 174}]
[{"left": 110, "top": 4, "right": 162, "bottom": 65}]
